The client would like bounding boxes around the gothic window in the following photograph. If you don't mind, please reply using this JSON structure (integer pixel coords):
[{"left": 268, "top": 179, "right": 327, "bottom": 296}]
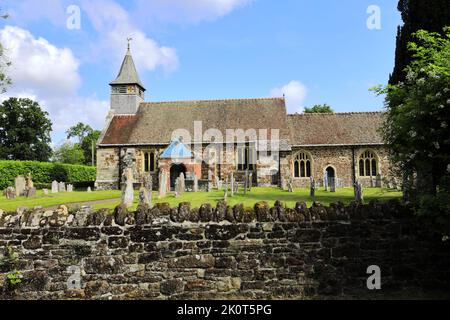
[
  {"left": 359, "top": 150, "right": 378, "bottom": 177},
  {"left": 144, "top": 151, "right": 157, "bottom": 173},
  {"left": 293, "top": 152, "right": 312, "bottom": 178},
  {"left": 237, "top": 145, "right": 256, "bottom": 171}
]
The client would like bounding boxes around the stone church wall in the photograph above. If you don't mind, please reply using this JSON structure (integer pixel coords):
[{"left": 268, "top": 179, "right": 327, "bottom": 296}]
[{"left": 0, "top": 201, "right": 449, "bottom": 300}]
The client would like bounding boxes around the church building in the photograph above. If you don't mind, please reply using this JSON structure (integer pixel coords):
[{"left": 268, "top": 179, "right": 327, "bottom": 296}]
[{"left": 96, "top": 46, "right": 396, "bottom": 191}]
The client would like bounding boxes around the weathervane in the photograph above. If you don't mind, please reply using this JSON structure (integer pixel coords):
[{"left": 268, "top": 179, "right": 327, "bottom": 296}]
[{"left": 127, "top": 37, "right": 133, "bottom": 51}]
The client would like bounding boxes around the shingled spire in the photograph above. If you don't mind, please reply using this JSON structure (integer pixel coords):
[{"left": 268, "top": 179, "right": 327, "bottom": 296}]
[
  {"left": 109, "top": 41, "right": 146, "bottom": 115},
  {"left": 110, "top": 41, "right": 145, "bottom": 90}
]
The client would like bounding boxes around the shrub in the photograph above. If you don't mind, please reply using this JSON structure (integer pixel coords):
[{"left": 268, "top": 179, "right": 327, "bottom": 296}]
[{"left": 0, "top": 160, "right": 96, "bottom": 190}]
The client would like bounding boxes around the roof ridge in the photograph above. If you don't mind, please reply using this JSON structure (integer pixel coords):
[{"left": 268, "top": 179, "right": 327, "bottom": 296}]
[
  {"left": 288, "top": 111, "right": 384, "bottom": 116},
  {"left": 140, "top": 97, "right": 285, "bottom": 105}
]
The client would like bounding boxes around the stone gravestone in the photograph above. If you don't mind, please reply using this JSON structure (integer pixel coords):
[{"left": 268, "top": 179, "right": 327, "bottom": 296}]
[
  {"left": 51, "top": 181, "right": 59, "bottom": 194},
  {"left": 179, "top": 173, "right": 185, "bottom": 194},
  {"left": 58, "top": 182, "right": 66, "bottom": 193},
  {"left": 330, "top": 178, "right": 336, "bottom": 193},
  {"left": 287, "top": 178, "right": 294, "bottom": 193},
  {"left": 26, "top": 187, "right": 36, "bottom": 198},
  {"left": 43, "top": 189, "right": 49, "bottom": 195},
  {"left": 281, "top": 176, "right": 287, "bottom": 191},
  {"left": 139, "top": 187, "right": 151, "bottom": 206},
  {"left": 217, "top": 180, "right": 223, "bottom": 190},
  {"left": 230, "top": 173, "right": 234, "bottom": 197},
  {"left": 324, "top": 173, "right": 329, "bottom": 192},
  {"left": 224, "top": 178, "right": 228, "bottom": 200},
  {"left": 376, "top": 175, "right": 382, "bottom": 188},
  {"left": 248, "top": 173, "right": 253, "bottom": 192},
  {"left": 207, "top": 170, "right": 213, "bottom": 193},
  {"left": 174, "top": 178, "right": 180, "bottom": 198},
  {"left": 15, "top": 176, "right": 26, "bottom": 197},
  {"left": 310, "top": 178, "right": 316, "bottom": 198},
  {"left": 234, "top": 182, "right": 239, "bottom": 194},
  {"left": 67, "top": 184, "right": 74, "bottom": 193},
  {"left": 26, "top": 173, "right": 34, "bottom": 189},
  {"left": 355, "top": 182, "right": 364, "bottom": 203},
  {"left": 244, "top": 170, "right": 248, "bottom": 195},
  {"left": 87, "top": 187, "right": 92, "bottom": 193},
  {"left": 159, "top": 171, "right": 168, "bottom": 198},
  {"left": 142, "top": 173, "right": 153, "bottom": 207},
  {"left": 121, "top": 167, "right": 134, "bottom": 207},
  {"left": 5, "top": 187, "right": 16, "bottom": 199},
  {"left": 193, "top": 175, "right": 199, "bottom": 193}
]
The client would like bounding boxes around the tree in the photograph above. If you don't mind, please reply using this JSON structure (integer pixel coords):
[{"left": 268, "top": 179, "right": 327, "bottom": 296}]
[
  {"left": 0, "top": 98, "right": 53, "bottom": 161},
  {"left": 66, "top": 122, "right": 93, "bottom": 143},
  {"left": 304, "top": 104, "right": 334, "bottom": 113},
  {"left": 373, "top": 28, "right": 450, "bottom": 198},
  {"left": 0, "top": 9, "right": 11, "bottom": 93},
  {"left": 81, "top": 130, "right": 101, "bottom": 166},
  {"left": 390, "top": 0, "right": 450, "bottom": 84},
  {"left": 52, "top": 141, "right": 85, "bottom": 165}
]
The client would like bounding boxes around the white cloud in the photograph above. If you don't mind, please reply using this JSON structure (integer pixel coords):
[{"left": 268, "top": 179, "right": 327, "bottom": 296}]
[
  {"left": 0, "top": 26, "right": 108, "bottom": 143},
  {"left": 270, "top": 81, "right": 308, "bottom": 114},
  {"left": 0, "top": 26, "right": 81, "bottom": 98},
  {"left": 134, "top": 0, "right": 254, "bottom": 24},
  {"left": 81, "top": 0, "right": 179, "bottom": 73}
]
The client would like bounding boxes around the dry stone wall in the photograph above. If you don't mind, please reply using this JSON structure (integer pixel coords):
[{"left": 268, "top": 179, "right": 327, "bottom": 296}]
[{"left": 0, "top": 201, "right": 449, "bottom": 300}]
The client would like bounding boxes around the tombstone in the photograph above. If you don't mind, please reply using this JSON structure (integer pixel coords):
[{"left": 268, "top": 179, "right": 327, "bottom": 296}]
[
  {"left": 310, "top": 178, "right": 316, "bottom": 198},
  {"left": 244, "top": 170, "right": 248, "bottom": 195},
  {"left": 121, "top": 167, "right": 134, "bottom": 207},
  {"left": 58, "top": 182, "right": 66, "bottom": 193},
  {"left": 15, "top": 176, "right": 26, "bottom": 197},
  {"left": 159, "top": 171, "right": 168, "bottom": 198},
  {"left": 281, "top": 176, "right": 287, "bottom": 191},
  {"left": 25, "top": 187, "right": 37, "bottom": 198},
  {"left": 67, "top": 184, "right": 74, "bottom": 193},
  {"left": 174, "top": 178, "right": 180, "bottom": 198},
  {"left": 217, "top": 180, "right": 223, "bottom": 190},
  {"left": 51, "top": 181, "right": 59, "bottom": 194},
  {"left": 330, "top": 178, "right": 336, "bottom": 193},
  {"left": 207, "top": 170, "right": 213, "bottom": 193},
  {"left": 142, "top": 173, "right": 153, "bottom": 207},
  {"left": 193, "top": 175, "right": 199, "bottom": 193},
  {"left": 324, "top": 174, "right": 329, "bottom": 192},
  {"left": 230, "top": 173, "right": 235, "bottom": 197},
  {"left": 224, "top": 178, "right": 228, "bottom": 200},
  {"left": 375, "top": 175, "right": 382, "bottom": 188},
  {"left": 26, "top": 173, "right": 34, "bottom": 189},
  {"left": 234, "top": 182, "right": 239, "bottom": 194},
  {"left": 43, "top": 189, "right": 49, "bottom": 195},
  {"left": 355, "top": 182, "right": 364, "bottom": 203},
  {"left": 179, "top": 173, "right": 185, "bottom": 193},
  {"left": 248, "top": 173, "right": 253, "bottom": 192},
  {"left": 5, "top": 187, "right": 16, "bottom": 199},
  {"left": 287, "top": 178, "right": 294, "bottom": 193},
  {"left": 139, "top": 187, "right": 151, "bottom": 206},
  {"left": 87, "top": 187, "right": 92, "bottom": 193}
]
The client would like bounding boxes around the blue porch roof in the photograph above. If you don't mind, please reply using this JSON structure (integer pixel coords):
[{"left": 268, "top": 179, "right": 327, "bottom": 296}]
[{"left": 160, "top": 139, "right": 193, "bottom": 159}]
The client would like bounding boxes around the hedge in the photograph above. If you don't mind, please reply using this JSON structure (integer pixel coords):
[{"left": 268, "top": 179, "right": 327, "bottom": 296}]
[{"left": 0, "top": 161, "right": 96, "bottom": 190}]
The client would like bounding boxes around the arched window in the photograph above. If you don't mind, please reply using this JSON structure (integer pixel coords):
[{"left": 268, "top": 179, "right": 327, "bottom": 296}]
[
  {"left": 144, "top": 151, "right": 157, "bottom": 173},
  {"left": 293, "top": 152, "right": 312, "bottom": 178},
  {"left": 359, "top": 150, "right": 378, "bottom": 177}
]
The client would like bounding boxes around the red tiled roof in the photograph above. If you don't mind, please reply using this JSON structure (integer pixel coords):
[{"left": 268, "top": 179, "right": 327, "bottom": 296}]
[{"left": 100, "top": 115, "right": 137, "bottom": 145}]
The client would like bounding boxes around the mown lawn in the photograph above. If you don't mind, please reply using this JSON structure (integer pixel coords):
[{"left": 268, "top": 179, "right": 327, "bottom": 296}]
[
  {"left": 0, "top": 190, "right": 121, "bottom": 212},
  {"left": 92, "top": 187, "right": 402, "bottom": 211},
  {"left": 0, "top": 187, "right": 402, "bottom": 212}
]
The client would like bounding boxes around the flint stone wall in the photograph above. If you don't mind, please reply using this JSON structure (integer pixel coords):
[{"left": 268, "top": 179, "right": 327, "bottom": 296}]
[{"left": 0, "top": 200, "right": 449, "bottom": 300}]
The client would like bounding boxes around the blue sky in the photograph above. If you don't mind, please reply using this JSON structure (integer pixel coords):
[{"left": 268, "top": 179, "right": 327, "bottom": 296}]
[{"left": 0, "top": 0, "right": 401, "bottom": 144}]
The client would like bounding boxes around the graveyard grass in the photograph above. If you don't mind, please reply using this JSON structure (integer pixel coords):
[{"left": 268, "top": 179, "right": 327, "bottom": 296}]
[{"left": 0, "top": 187, "right": 402, "bottom": 212}]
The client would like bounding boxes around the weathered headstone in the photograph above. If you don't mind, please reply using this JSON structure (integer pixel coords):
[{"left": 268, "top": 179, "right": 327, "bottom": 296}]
[
  {"left": 234, "top": 182, "right": 239, "bottom": 194},
  {"left": 217, "top": 180, "right": 223, "bottom": 190},
  {"left": 179, "top": 173, "right": 185, "bottom": 194},
  {"left": 288, "top": 178, "right": 293, "bottom": 193},
  {"left": 159, "top": 171, "right": 168, "bottom": 198},
  {"left": 330, "top": 178, "right": 336, "bottom": 193},
  {"left": 15, "top": 176, "right": 26, "bottom": 197},
  {"left": 121, "top": 167, "right": 134, "bottom": 207},
  {"left": 224, "top": 178, "right": 228, "bottom": 200},
  {"left": 207, "top": 170, "right": 213, "bottom": 193},
  {"left": 310, "top": 178, "right": 316, "bottom": 198},
  {"left": 324, "top": 174, "right": 329, "bottom": 192},
  {"left": 139, "top": 187, "right": 151, "bottom": 206},
  {"left": 51, "top": 181, "right": 59, "bottom": 193},
  {"left": 26, "top": 173, "right": 34, "bottom": 189},
  {"left": 193, "top": 175, "right": 199, "bottom": 193},
  {"left": 43, "top": 189, "right": 49, "bottom": 195},
  {"left": 58, "top": 182, "right": 66, "bottom": 193},
  {"left": 26, "top": 187, "right": 37, "bottom": 198},
  {"left": 174, "top": 178, "right": 181, "bottom": 198},
  {"left": 281, "top": 176, "right": 287, "bottom": 191},
  {"left": 355, "top": 182, "right": 364, "bottom": 203},
  {"left": 67, "top": 184, "right": 74, "bottom": 193},
  {"left": 230, "top": 173, "right": 235, "bottom": 197},
  {"left": 87, "top": 187, "right": 92, "bottom": 193},
  {"left": 143, "top": 173, "right": 153, "bottom": 207},
  {"left": 248, "top": 173, "right": 253, "bottom": 192},
  {"left": 5, "top": 187, "right": 16, "bottom": 199}
]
